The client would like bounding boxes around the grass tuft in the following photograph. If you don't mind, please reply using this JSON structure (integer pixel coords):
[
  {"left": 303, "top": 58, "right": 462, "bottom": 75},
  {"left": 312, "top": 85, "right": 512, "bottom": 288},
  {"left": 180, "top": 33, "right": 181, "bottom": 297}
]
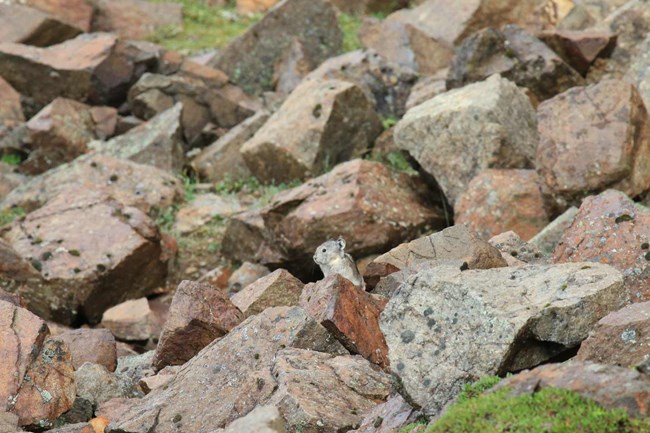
[
  {"left": 338, "top": 13, "right": 363, "bottom": 52},
  {"left": 1, "top": 154, "right": 21, "bottom": 166},
  {"left": 0, "top": 207, "right": 25, "bottom": 227}
]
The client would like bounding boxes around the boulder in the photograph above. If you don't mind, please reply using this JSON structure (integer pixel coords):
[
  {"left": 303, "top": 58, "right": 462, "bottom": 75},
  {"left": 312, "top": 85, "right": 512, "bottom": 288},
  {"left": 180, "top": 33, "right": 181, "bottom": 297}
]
[
  {"left": 56, "top": 328, "right": 117, "bottom": 372},
  {"left": 90, "top": 0, "right": 183, "bottom": 40},
  {"left": 152, "top": 280, "right": 243, "bottom": 371},
  {"left": 394, "top": 74, "right": 538, "bottom": 204},
  {"left": 455, "top": 169, "right": 549, "bottom": 241},
  {"left": 231, "top": 269, "right": 303, "bottom": 318},
  {"left": 0, "top": 77, "right": 24, "bottom": 129},
  {"left": 538, "top": 29, "right": 617, "bottom": 75},
  {"left": 211, "top": 0, "right": 342, "bottom": 95},
  {"left": 75, "top": 363, "right": 126, "bottom": 408},
  {"left": 536, "top": 80, "right": 650, "bottom": 211},
  {"left": 553, "top": 189, "right": 650, "bottom": 302},
  {"left": 21, "top": 0, "right": 93, "bottom": 31},
  {"left": 405, "top": 69, "right": 447, "bottom": 111},
  {"left": 381, "top": 262, "right": 626, "bottom": 414},
  {"left": 329, "top": 0, "right": 408, "bottom": 15},
  {"left": 101, "top": 298, "right": 163, "bottom": 342},
  {"left": 625, "top": 33, "right": 650, "bottom": 111},
  {"left": 488, "top": 231, "right": 548, "bottom": 267},
  {"left": 0, "top": 4, "right": 81, "bottom": 47},
  {"left": 241, "top": 79, "right": 382, "bottom": 183},
  {"left": 529, "top": 206, "right": 578, "bottom": 255},
  {"left": 172, "top": 193, "right": 242, "bottom": 235},
  {"left": 300, "top": 274, "right": 389, "bottom": 368}
]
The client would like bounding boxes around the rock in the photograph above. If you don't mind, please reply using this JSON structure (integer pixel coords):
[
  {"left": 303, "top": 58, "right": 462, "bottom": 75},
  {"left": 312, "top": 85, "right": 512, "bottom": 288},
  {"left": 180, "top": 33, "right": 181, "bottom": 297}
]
[
  {"left": 231, "top": 269, "right": 303, "bottom": 318},
  {"left": 529, "top": 206, "right": 578, "bottom": 255},
  {"left": 108, "top": 307, "right": 346, "bottom": 432},
  {"left": 3, "top": 189, "right": 168, "bottom": 325},
  {"left": 329, "top": 0, "right": 407, "bottom": 15},
  {"left": 405, "top": 69, "right": 447, "bottom": 112},
  {"left": 0, "top": 238, "right": 41, "bottom": 295},
  {"left": 227, "top": 262, "right": 271, "bottom": 294},
  {"left": 22, "top": 0, "right": 93, "bottom": 31},
  {"left": 191, "top": 110, "right": 269, "bottom": 183},
  {"left": 241, "top": 79, "right": 382, "bottom": 183},
  {"left": 0, "top": 153, "right": 184, "bottom": 217},
  {"left": 0, "top": 77, "right": 24, "bottom": 129},
  {"left": 553, "top": 189, "right": 650, "bottom": 302},
  {"left": 0, "top": 412, "right": 20, "bottom": 433},
  {"left": 492, "top": 361, "right": 650, "bottom": 418},
  {"left": 90, "top": 0, "right": 183, "bottom": 41},
  {"left": 90, "top": 106, "right": 119, "bottom": 140},
  {"left": 172, "top": 193, "right": 242, "bottom": 235},
  {"left": 197, "top": 266, "right": 233, "bottom": 291},
  {"left": 576, "top": 301, "right": 650, "bottom": 367},
  {"left": 536, "top": 80, "right": 650, "bottom": 211},
  {"left": 455, "top": 169, "right": 550, "bottom": 241},
  {"left": 364, "top": 223, "right": 507, "bottom": 290},
  {"left": 268, "top": 348, "right": 392, "bottom": 432},
  {"left": 350, "top": 394, "right": 419, "bottom": 433},
  {"left": 236, "top": 0, "right": 279, "bottom": 14},
  {"left": 538, "top": 29, "right": 617, "bottom": 75},
  {"left": 380, "top": 262, "right": 626, "bottom": 414},
  {"left": 139, "top": 366, "right": 178, "bottom": 395},
  {"left": 0, "top": 4, "right": 82, "bottom": 47},
  {"left": 221, "top": 211, "right": 267, "bottom": 267},
  {"left": 222, "top": 405, "right": 285, "bottom": 433},
  {"left": 90, "top": 104, "right": 185, "bottom": 173},
  {"left": 20, "top": 98, "right": 99, "bottom": 175},
  {"left": 211, "top": 0, "right": 342, "bottom": 95},
  {"left": 0, "top": 163, "right": 25, "bottom": 201},
  {"left": 271, "top": 38, "right": 312, "bottom": 95},
  {"left": 152, "top": 280, "right": 243, "bottom": 371},
  {"left": 300, "top": 274, "right": 389, "bottom": 368},
  {"left": 394, "top": 75, "right": 538, "bottom": 205},
  {"left": 447, "top": 25, "right": 584, "bottom": 101},
  {"left": 56, "top": 328, "right": 117, "bottom": 372},
  {"left": 101, "top": 298, "right": 161, "bottom": 342},
  {"left": 113, "top": 351, "right": 155, "bottom": 399},
  {"left": 624, "top": 33, "right": 650, "bottom": 111},
  {"left": 304, "top": 49, "right": 418, "bottom": 118},
  {"left": 0, "top": 33, "right": 138, "bottom": 112},
  {"left": 75, "top": 363, "right": 126, "bottom": 408},
  {"left": 488, "top": 231, "right": 548, "bottom": 267},
  {"left": 95, "top": 398, "right": 131, "bottom": 424}
]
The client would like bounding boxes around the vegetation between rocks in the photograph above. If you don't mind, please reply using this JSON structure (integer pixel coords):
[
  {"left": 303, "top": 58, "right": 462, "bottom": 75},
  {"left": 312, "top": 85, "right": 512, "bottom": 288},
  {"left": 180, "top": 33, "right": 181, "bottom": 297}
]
[{"left": 0, "top": 207, "right": 25, "bottom": 227}]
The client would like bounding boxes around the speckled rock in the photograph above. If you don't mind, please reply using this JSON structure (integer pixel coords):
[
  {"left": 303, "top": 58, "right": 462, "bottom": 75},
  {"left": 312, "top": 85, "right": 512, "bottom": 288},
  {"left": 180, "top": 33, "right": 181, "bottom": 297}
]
[
  {"left": 231, "top": 269, "right": 303, "bottom": 318},
  {"left": 488, "top": 231, "right": 548, "bottom": 267},
  {"left": 0, "top": 162, "right": 26, "bottom": 201},
  {"left": 227, "top": 261, "right": 271, "bottom": 295},
  {"left": 221, "top": 405, "right": 285, "bottom": 433},
  {"left": 350, "top": 394, "right": 419, "bottom": 433},
  {"left": 56, "top": 328, "right": 117, "bottom": 372},
  {"left": 22, "top": 0, "right": 93, "bottom": 31},
  {"left": 101, "top": 298, "right": 162, "bottom": 342},
  {"left": 538, "top": 29, "right": 616, "bottom": 75},
  {"left": 530, "top": 206, "right": 578, "bottom": 255},
  {"left": 172, "top": 193, "right": 242, "bottom": 235}
]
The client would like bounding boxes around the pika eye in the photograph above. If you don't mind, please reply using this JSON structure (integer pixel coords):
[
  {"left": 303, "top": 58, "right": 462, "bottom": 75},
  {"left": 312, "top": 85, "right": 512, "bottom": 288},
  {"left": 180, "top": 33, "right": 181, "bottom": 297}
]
[{"left": 321, "top": 248, "right": 327, "bottom": 253}]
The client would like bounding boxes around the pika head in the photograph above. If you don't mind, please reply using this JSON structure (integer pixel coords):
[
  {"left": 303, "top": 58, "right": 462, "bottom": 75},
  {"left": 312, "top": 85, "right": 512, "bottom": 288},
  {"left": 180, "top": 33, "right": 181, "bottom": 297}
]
[{"left": 313, "top": 237, "right": 346, "bottom": 267}]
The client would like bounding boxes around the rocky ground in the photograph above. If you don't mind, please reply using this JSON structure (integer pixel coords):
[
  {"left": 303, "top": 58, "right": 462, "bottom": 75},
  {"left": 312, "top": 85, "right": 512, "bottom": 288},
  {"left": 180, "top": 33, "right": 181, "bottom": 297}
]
[{"left": 1, "top": 0, "right": 650, "bottom": 432}]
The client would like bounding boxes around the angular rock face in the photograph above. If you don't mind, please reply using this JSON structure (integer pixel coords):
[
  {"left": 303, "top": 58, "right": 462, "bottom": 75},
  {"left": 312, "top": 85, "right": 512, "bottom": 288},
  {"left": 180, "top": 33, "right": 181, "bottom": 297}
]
[
  {"left": 536, "top": 80, "right": 650, "bottom": 211},
  {"left": 447, "top": 25, "right": 584, "bottom": 101},
  {"left": 221, "top": 405, "right": 285, "bottom": 433},
  {"left": 0, "top": 4, "right": 82, "bottom": 47},
  {"left": 300, "top": 275, "right": 389, "bottom": 368},
  {"left": 0, "top": 153, "right": 184, "bottom": 217},
  {"left": 172, "top": 193, "right": 242, "bottom": 235},
  {"left": 554, "top": 189, "right": 650, "bottom": 302},
  {"left": 538, "top": 29, "right": 617, "bottom": 76},
  {"left": 3, "top": 189, "right": 168, "bottom": 325},
  {"left": 22, "top": 0, "right": 94, "bottom": 31},
  {"left": 108, "top": 307, "right": 347, "bottom": 432},
  {"left": 56, "top": 328, "right": 117, "bottom": 372},
  {"left": 90, "top": 0, "right": 183, "bottom": 41},
  {"left": 380, "top": 262, "right": 626, "bottom": 414},
  {"left": 489, "top": 231, "right": 548, "bottom": 267},
  {"left": 101, "top": 298, "right": 161, "bottom": 342},
  {"left": 268, "top": 348, "right": 392, "bottom": 432},
  {"left": 0, "top": 163, "right": 25, "bottom": 202},
  {"left": 577, "top": 301, "right": 650, "bottom": 367},
  {"left": 227, "top": 261, "right": 271, "bottom": 294},
  {"left": 530, "top": 206, "right": 578, "bottom": 255},
  {"left": 0, "top": 77, "right": 24, "bottom": 129},
  {"left": 211, "top": 0, "right": 342, "bottom": 95},
  {"left": 394, "top": 75, "right": 538, "bottom": 205},
  {"left": 231, "top": 269, "right": 303, "bottom": 318},
  {"left": 350, "top": 394, "right": 418, "bottom": 433},
  {"left": 455, "top": 169, "right": 549, "bottom": 241},
  {"left": 152, "top": 280, "right": 243, "bottom": 371},
  {"left": 241, "top": 79, "right": 382, "bottom": 183}
]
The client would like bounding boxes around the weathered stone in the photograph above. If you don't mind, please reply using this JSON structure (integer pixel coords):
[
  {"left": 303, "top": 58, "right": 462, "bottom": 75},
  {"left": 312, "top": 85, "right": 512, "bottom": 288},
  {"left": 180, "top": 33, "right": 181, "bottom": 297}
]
[
  {"left": 539, "top": 29, "right": 617, "bottom": 75},
  {"left": 3, "top": 189, "right": 168, "bottom": 325},
  {"left": 300, "top": 274, "right": 389, "bottom": 368},
  {"left": 0, "top": 412, "right": 20, "bottom": 433},
  {"left": 268, "top": 348, "right": 392, "bottom": 432},
  {"left": 231, "top": 269, "right": 303, "bottom": 318},
  {"left": 152, "top": 280, "right": 243, "bottom": 371},
  {"left": 221, "top": 211, "right": 267, "bottom": 266},
  {"left": 113, "top": 351, "right": 155, "bottom": 399},
  {"left": 530, "top": 206, "right": 578, "bottom": 255},
  {"left": 0, "top": 4, "right": 81, "bottom": 47},
  {"left": 90, "top": 106, "right": 118, "bottom": 140},
  {"left": 108, "top": 307, "right": 346, "bottom": 432},
  {"left": 211, "top": 0, "right": 342, "bottom": 95},
  {"left": 75, "top": 363, "right": 127, "bottom": 408},
  {"left": 271, "top": 38, "right": 312, "bottom": 95},
  {"left": 0, "top": 238, "right": 41, "bottom": 296},
  {"left": 536, "top": 80, "right": 650, "bottom": 211},
  {"left": 488, "top": 231, "right": 548, "bottom": 267},
  {"left": 455, "top": 169, "right": 550, "bottom": 241},
  {"left": 304, "top": 49, "right": 418, "bottom": 118},
  {"left": 222, "top": 405, "right": 285, "bottom": 433},
  {"left": 492, "top": 361, "right": 650, "bottom": 418},
  {"left": 172, "top": 193, "right": 242, "bottom": 235},
  {"left": 192, "top": 110, "right": 269, "bottom": 183},
  {"left": 90, "top": 0, "right": 183, "bottom": 41},
  {"left": 139, "top": 366, "right": 178, "bottom": 395},
  {"left": 0, "top": 77, "right": 24, "bottom": 129},
  {"left": 227, "top": 261, "right": 271, "bottom": 295},
  {"left": 22, "top": 0, "right": 93, "bottom": 31},
  {"left": 625, "top": 33, "right": 650, "bottom": 111},
  {"left": 405, "top": 69, "right": 447, "bottom": 112},
  {"left": 241, "top": 79, "right": 382, "bottom": 183},
  {"left": 56, "top": 328, "right": 117, "bottom": 372},
  {"left": 554, "top": 190, "right": 650, "bottom": 302},
  {"left": 447, "top": 25, "right": 584, "bottom": 100},
  {"left": 0, "top": 153, "right": 184, "bottom": 217},
  {"left": 350, "top": 394, "right": 419, "bottom": 433},
  {"left": 197, "top": 266, "right": 233, "bottom": 291},
  {"left": 236, "top": 0, "right": 279, "bottom": 14},
  {"left": 101, "top": 298, "right": 161, "bottom": 342},
  {"left": 0, "top": 163, "right": 25, "bottom": 201},
  {"left": 381, "top": 262, "right": 626, "bottom": 414},
  {"left": 394, "top": 75, "right": 538, "bottom": 204},
  {"left": 577, "top": 301, "right": 650, "bottom": 367}
]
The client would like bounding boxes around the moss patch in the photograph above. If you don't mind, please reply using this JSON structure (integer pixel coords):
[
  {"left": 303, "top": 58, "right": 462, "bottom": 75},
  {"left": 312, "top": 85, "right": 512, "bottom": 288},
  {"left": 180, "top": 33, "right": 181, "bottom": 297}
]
[
  {"left": 0, "top": 207, "right": 25, "bottom": 227},
  {"left": 338, "top": 13, "right": 363, "bottom": 52},
  {"left": 1, "top": 154, "right": 21, "bottom": 166}
]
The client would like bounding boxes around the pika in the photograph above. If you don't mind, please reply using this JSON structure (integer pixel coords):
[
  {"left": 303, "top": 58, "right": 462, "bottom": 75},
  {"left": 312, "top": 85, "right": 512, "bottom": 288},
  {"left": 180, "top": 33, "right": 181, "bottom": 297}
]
[{"left": 313, "top": 237, "right": 364, "bottom": 288}]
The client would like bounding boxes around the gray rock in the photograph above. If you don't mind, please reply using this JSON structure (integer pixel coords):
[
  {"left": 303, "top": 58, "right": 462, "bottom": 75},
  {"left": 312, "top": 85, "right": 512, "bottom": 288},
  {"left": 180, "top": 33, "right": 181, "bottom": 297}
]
[
  {"left": 380, "top": 262, "right": 627, "bottom": 414},
  {"left": 529, "top": 207, "right": 578, "bottom": 255},
  {"left": 75, "top": 363, "right": 125, "bottom": 407},
  {"left": 222, "top": 405, "right": 285, "bottom": 433},
  {"left": 488, "top": 231, "right": 548, "bottom": 267}
]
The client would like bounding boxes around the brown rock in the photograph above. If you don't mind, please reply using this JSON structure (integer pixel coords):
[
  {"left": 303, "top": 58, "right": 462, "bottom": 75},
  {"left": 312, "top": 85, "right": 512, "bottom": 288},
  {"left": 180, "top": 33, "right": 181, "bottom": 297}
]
[
  {"left": 538, "top": 29, "right": 617, "bottom": 75},
  {"left": 536, "top": 80, "right": 650, "bottom": 211},
  {"left": 89, "top": 106, "right": 118, "bottom": 140},
  {"left": 95, "top": 397, "right": 131, "bottom": 422},
  {"left": 172, "top": 193, "right": 242, "bottom": 235},
  {"left": 231, "top": 269, "right": 303, "bottom": 318},
  {"left": 0, "top": 238, "right": 41, "bottom": 296},
  {"left": 455, "top": 169, "right": 550, "bottom": 241},
  {"left": 577, "top": 301, "right": 650, "bottom": 367},
  {"left": 152, "top": 280, "right": 243, "bottom": 371},
  {"left": 351, "top": 394, "right": 419, "bottom": 433},
  {"left": 23, "top": 0, "right": 93, "bottom": 31},
  {"left": 0, "top": 412, "right": 20, "bottom": 433},
  {"left": 0, "top": 77, "right": 24, "bottom": 129},
  {"left": 101, "top": 298, "right": 160, "bottom": 342},
  {"left": 405, "top": 69, "right": 448, "bottom": 111},
  {"left": 56, "top": 328, "right": 117, "bottom": 372},
  {"left": 0, "top": 4, "right": 82, "bottom": 47},
  {"left": 493, "top": 361, "right": 650, "bottom": 418},
  {"left": 488, "top": 231, "right": 548, "bottom": 267},
  {"left": 271, "top": 38, "right": 312, "bottom": 95},
  {"left": 197, "top": 266, "right": 233, "bottom": 291},
  {"left": 91, "top": 0, "right": 183, "bottom": 41},
  {"left": 227, "top": 261, "right": 271, "bottom": 295},
  {"left": 300, "top": 275, "right": 389, "bottom": 368},
  {"left": 554, "top": 189, "right": 650, "bottom": 302},
  {"left": 241, "top": 79, "right": 382, "bottom": 183},
  {"left": 139, "top": 366, "right": 178, "bottom": 394},
  {"left": 0, "top": 162, "right": 26, "bottom": 201},
  {"left": 236, "top": 0, "right": 279, "bottom": 14},
  {"left": 220, "top": 211, "right": 267, "bottom": 268}
]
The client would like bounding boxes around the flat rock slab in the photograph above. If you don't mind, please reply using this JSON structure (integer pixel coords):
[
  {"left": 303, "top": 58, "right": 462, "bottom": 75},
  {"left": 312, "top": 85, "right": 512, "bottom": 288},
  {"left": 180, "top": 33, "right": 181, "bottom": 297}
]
[
  {"left": 221, "top": 405, "right": 285, "bottom": 433},
  {"left": 21, "top": 0, "right": 93, "bottom": 31},
  {"left": 530, "top": 206, "right": 578, "bottom": 255},
  {"left": 350, "top": 394, "right": 418, "bottom": 433},
  {"left": 101, "top": 298, "right": 162, "bottom": 342},
  {"left": 231, "top": 269, "right": 303, "bottom": 318},
  {"left": 380, "top": 262, "right": 626, "bottom": 414},
  {"left": 538, "top": 29, "right": 617, "bottom": 75},
  {"left": 488, "top": 231, "right": 548, "bottom": 267}
]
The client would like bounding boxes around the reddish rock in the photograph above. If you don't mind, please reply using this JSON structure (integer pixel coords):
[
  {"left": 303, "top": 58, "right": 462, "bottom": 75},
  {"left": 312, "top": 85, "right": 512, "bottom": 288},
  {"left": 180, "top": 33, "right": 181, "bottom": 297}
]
[
  {"left": 231, "top": 269, "right": 303, "bottom": 318},
  {"left": 577, "top": 301, "right": 650, "bottom": 367},
  {"left": 0, "top": 4, "right": 82, "bottom": 47},
  {"left": 197, "top": 266, "right": 233, "bottom": 291},
  {"left": 536, "top": 80, "right": 650, "bottom": 211},
  {"left": 405, "top": 70, "right": 448, "bottom": 111},
  {"left": 0, "top": 77, "right": 24, "bottom": 129},
  {"left": 0, "top": 238, "right": 41, "bottom": 295},
  {"left": 236, "top": 0, "right": 280, "bottom": 14},
  {"left": 554, "top": 189, "right": 650, "bottom": 302},
  {"left": 23, "top": 0, "right": 93, "bottom": 31},
  {"left": 91, "top": 0, "right": 183, "bottom": 41},
  {"left": 271, "top": 39, "right": 312, "bottom": 95},
  {"left": 101, "top": 298, "right": 161, "bottom": 342},
  {"left": 56, "top": 328, "right": 117, "bottom": 372},
  {"left": 89, "top": 106, "right": 118, "bottom": 140},
  {"left": 300, "top": 274, "right": 389, "bottom": 368},
  {"left": 95, "top": 397, "right": 132, "bottom": 423},
  {"left": 488, "top": 231, "right": 548, "bottom": 267},
  {"left": 455, "top": 169, "right": 550, "bottom": 241},
  {"left": 158, "top": 51, "right": 229, "bottom": 86},
  {"left": 152, "top": 280, "right": 243, "bottom": 371},
  {"left": 227, "top": 262, "right": 271, "bottom": 295},
  {"left": 538, "top": 29, "right": 617, "bottom": 75},
  {"left": 139, "top": 366, "right": 178, "bottom": 394}
]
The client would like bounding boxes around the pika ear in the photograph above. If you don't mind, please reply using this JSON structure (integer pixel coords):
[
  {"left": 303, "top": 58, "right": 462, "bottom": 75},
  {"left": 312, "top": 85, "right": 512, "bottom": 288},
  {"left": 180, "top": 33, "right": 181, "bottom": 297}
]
[{"left": 336, "top": 237, "right": 346, "bottom": 252}]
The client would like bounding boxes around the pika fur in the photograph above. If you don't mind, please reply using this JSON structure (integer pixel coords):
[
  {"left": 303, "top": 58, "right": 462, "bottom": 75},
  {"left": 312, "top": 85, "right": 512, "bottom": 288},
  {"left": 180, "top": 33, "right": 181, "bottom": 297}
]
[{"left": 313, "top": 237, "right": 364, "bottom": 288}]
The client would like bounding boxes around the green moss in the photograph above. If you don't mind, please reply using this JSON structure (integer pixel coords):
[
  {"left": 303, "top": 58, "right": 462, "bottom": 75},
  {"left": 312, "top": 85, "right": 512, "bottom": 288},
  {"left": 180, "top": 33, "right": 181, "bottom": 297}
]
[
  {"left": 147, "top": 1, "right": 261, "bottom": 54},
  {"left": 0, "top": 154, "right": 21, "bottom": 166},
  {"left": 155, "top": 205, "right": 178, "bottom": 235},
  {"left": 366, "top": 151, "right": 418, "bottom": 176},
  {"left": 338, "top": 13, "right": 363, "bottom": 52},
  {"left": 382, "top": 116, "right": 398, "bottom": 130},
  {"left": 181, "top": 173, "right": 198, "bottom": 202},
  {"left": 0, "top": 207, "right": 25, "bottom": 226},
  {"left": 399, "top": 421, "right": 428, "bottom": 433},
  {"left": 456, "top": 375, "right": 501, "bottom": 403},
  {"left": 427, "top": 387, "right": 650, "bottom": 433}
]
